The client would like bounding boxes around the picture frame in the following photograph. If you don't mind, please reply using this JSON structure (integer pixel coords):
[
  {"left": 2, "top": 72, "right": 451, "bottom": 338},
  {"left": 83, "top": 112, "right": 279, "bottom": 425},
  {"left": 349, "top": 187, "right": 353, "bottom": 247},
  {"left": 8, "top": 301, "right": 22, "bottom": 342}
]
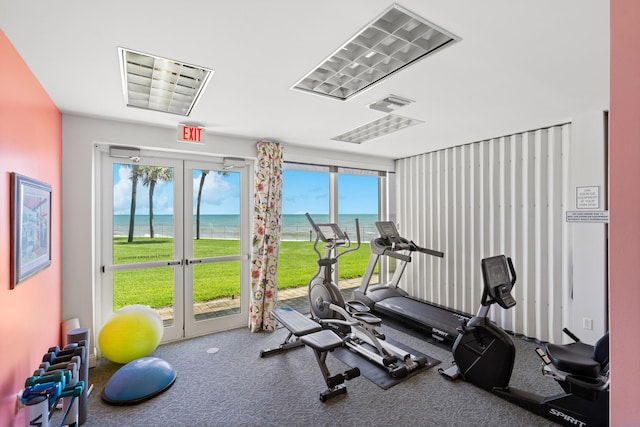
[{"left": 11, "top": 173, "right": 52, "bottom": 288}]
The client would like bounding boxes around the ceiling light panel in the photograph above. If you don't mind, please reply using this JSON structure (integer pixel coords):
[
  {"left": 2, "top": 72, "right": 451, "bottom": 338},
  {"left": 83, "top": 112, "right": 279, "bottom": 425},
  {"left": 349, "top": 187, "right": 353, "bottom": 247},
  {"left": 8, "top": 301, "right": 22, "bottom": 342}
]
[
  {"left": 292, "top": 4, "right": 459, "bottom": 101},
  {"left": 119, "top": 48, "right": 213, "bottom": 116},
  {"left": 332, "top": 114, "right": 423, "bottom": 144}
]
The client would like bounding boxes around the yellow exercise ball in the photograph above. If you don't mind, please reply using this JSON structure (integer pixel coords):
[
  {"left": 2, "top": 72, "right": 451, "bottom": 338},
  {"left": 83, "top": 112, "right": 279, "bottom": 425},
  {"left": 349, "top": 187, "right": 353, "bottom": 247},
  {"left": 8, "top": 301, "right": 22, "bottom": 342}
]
[{"left": 98, "top": 305, "right": 164, "bottom": 364}]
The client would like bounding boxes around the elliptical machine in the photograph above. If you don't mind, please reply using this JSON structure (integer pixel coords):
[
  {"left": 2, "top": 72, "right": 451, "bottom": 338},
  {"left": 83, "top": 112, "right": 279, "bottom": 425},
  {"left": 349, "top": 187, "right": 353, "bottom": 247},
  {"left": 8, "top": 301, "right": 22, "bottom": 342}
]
[
  {"left": 306, "top": 213, "right": 428, "bottom": 378},
  {"left": 440, "top": 255, "right": 609, "bottom": 427}
]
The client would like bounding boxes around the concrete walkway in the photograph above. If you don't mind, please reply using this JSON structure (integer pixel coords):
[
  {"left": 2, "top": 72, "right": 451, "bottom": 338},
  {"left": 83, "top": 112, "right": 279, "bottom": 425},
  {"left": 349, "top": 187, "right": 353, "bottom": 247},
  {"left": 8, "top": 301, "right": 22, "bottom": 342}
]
[{"left": 157, "top": 276, "right": 374, "bottom": 322}]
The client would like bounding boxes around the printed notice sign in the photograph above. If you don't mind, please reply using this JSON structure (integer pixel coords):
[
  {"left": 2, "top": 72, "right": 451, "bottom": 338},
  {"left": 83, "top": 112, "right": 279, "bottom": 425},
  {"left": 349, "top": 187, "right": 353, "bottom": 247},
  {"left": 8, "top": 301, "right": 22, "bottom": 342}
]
[
  {"left": 576, "top": 186, "right": 599, "bottom": 209},
  {"left": 566, "top": 211, "right": 609, "bottom": 223}
]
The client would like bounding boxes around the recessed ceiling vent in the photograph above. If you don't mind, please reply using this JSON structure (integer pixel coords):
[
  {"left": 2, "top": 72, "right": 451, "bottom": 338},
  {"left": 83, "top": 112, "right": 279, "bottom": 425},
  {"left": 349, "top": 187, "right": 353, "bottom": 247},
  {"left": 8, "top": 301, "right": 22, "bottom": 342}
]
[
  {"left": 332, "top": 114, "right": 423, "bottom": 144},
  {"left": 118, "top": 48, "right": 213, "bottom": 116},
  {"left": 292, "top": 3, "right": 459, "bottom": 101},
  {"left": 368, "top": 94, "right": 414, "bottom": 113}
]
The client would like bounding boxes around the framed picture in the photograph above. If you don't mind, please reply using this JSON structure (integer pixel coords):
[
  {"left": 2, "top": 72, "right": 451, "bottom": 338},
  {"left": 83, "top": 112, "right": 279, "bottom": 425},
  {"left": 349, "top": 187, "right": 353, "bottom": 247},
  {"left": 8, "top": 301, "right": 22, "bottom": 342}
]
[{"left": 11, "top": 173, "right": 52, "bottom": 288}]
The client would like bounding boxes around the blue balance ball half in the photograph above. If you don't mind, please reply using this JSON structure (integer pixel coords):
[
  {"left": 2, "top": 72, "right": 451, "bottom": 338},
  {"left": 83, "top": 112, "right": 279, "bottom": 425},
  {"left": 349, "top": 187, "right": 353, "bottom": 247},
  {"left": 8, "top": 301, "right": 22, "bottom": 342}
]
[{"left": 102, "top": 357, "right": 176, "bottom": 405}]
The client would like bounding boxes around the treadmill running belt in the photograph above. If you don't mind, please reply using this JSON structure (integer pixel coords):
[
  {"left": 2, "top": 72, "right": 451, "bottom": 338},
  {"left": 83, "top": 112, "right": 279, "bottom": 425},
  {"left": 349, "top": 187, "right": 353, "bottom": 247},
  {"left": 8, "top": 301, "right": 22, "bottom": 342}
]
[{"left": 376, "top": 296, "right": 466, "bottom": 339}]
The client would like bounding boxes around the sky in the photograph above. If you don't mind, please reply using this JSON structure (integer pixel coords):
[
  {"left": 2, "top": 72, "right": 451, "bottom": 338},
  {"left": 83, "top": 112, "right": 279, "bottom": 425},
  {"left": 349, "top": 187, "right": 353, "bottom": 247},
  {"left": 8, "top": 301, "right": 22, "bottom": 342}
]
[
  {"left": 113, "top": 164, "right": 240, "bottom": 215},
  {"left": 112, "top": 165, "right": 378, "bottom": 215},
  {"left": 282, "top": 170, "right": 378, "bottom": 215}
]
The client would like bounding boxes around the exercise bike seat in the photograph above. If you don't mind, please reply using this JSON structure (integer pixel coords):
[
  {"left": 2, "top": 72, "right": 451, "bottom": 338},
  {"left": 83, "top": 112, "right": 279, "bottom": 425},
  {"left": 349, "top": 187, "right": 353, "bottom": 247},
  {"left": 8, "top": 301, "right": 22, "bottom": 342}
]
[{"left": 545, "top": 333, "right": 609, "bottom": 378}]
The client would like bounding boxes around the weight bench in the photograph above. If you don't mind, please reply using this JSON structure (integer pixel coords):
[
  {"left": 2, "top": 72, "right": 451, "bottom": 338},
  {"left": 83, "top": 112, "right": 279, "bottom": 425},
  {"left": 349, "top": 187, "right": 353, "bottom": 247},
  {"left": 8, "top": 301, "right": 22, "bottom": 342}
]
[{"left": 259, "top": 308, "right": 360, "bottom": 402}]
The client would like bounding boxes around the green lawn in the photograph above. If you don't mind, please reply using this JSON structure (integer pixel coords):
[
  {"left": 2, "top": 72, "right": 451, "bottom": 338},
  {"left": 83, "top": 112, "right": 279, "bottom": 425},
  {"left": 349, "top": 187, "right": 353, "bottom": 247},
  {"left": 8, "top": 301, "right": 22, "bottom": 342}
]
[{"left": 113, "top": 237, "right": 372, "bottom": 310}]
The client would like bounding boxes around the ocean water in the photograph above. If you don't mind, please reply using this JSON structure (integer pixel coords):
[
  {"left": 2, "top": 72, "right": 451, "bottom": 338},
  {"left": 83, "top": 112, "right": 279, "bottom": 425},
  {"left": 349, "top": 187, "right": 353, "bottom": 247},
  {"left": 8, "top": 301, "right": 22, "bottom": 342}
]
[{"left": 114, "top": 214, "right": 379, "bottom": 241}]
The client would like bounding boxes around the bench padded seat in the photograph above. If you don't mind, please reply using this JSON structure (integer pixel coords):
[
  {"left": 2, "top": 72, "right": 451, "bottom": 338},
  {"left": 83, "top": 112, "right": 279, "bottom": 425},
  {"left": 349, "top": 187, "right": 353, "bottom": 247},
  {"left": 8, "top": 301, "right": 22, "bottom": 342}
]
[
  {"left": 272, "top": 308, "right": 321, "bottom": 336},
  {"left": 301, "top": 330, "right": 344, "bottom": 352}
]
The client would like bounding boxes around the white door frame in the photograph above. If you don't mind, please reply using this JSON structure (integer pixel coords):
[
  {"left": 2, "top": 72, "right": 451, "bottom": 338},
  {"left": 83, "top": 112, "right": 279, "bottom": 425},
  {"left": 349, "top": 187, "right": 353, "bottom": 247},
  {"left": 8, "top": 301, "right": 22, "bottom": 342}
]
[{"left": 97, "top": 146, "right": 251, "bottom": 343}]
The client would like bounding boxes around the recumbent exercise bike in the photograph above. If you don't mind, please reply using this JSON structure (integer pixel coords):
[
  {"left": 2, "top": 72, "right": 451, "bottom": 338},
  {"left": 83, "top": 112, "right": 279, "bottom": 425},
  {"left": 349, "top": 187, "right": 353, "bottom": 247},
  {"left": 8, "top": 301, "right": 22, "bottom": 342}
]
[{"left": 440, "top": 255, "right": 609, "bottom": 427}]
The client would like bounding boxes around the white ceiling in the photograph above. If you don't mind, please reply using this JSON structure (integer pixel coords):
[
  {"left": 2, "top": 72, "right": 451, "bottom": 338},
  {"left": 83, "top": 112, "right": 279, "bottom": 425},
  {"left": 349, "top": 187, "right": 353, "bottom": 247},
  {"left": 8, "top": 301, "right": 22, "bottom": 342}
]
[{"left": 0, "top": 1, "right": 609, "bottom": 160}]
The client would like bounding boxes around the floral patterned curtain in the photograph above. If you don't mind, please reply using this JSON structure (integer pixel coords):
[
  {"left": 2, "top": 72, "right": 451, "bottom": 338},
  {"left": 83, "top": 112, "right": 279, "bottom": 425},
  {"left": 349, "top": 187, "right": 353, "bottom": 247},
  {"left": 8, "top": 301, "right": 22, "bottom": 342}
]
[{"left": 249, "top": 141, "right": 283, "bottom": 332}]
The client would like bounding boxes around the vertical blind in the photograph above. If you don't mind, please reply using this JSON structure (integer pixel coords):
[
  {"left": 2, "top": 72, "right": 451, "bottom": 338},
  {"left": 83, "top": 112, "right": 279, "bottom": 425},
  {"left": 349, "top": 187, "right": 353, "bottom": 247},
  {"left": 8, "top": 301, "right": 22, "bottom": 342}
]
[{"left": 395, "top": 124, "right": 571, "bottom": 342}]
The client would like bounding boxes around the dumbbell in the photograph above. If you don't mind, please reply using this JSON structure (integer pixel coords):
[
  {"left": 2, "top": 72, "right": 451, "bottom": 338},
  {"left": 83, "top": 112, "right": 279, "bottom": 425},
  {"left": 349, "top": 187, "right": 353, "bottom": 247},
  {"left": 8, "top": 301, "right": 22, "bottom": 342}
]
[
  {"left": 43, "top": 345, "right": 85, "bottom": 365},
  {"left": 37, "top": 359, "right": 82, "bottom": 426}
]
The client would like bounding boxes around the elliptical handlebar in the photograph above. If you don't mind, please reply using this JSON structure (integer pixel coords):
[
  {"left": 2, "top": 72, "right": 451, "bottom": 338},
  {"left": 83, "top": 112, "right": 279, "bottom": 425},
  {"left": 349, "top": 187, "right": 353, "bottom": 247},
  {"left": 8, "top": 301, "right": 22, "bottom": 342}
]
[{"left": 339, "top": 218, "right": 362, "bottom": 258}]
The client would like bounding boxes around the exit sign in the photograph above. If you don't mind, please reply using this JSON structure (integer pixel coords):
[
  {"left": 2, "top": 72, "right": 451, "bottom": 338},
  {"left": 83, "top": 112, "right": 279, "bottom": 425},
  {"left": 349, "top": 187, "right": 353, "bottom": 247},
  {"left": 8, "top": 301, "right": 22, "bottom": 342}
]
[{"left": 177, "top": 124, "right": 205, "bottom": 143}]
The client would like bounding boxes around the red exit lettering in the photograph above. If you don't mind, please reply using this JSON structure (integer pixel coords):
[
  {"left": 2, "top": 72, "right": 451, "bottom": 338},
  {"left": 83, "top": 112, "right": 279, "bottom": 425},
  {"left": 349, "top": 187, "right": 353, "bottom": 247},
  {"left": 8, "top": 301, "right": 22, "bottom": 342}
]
[{"left": 178, "top": 125, "right": 204, "bottom": 143}]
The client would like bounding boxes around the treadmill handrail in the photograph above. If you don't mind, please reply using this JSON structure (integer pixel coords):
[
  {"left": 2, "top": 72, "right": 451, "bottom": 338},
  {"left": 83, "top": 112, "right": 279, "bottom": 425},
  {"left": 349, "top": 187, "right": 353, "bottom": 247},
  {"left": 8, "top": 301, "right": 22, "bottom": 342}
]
[
  {"left": 383, "top": 248, "right": 411, "bottom": 263},
  {"left": 412, "top": 242, "right": 444, "bottom": 258},
  {"left": 374, "top": 236, "right": 444, "bottom": 260}
]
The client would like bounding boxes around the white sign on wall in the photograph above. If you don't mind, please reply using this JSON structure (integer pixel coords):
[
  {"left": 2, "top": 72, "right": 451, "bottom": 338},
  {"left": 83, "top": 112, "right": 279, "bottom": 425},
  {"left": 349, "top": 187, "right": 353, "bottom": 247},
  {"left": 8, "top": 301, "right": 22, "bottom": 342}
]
[
  {"left": 576, "top": 186, "right": 599, "bottom": 209},
  {"left": 566, "top": 210, "right": 609, "bottom": 223}
]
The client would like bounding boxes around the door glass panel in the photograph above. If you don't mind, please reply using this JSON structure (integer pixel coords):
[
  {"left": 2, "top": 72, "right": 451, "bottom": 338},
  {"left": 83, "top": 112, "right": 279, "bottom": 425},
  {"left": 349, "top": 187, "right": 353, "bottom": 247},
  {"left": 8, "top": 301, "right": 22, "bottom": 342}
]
[
  {"left": 113, "top": 163, "right": 175, "bottom": 260},
  {"left": 191, "top": 169, "right": 242, "bottom": 320},
  {"left": 193, "top": 261, "right": 241, "bottom": 320},
  {"left": 112, "top": 162, "right": 176, "bottom": 323},
  {"left": 113, "top": 266, "right": 175, "bottom": 326}
]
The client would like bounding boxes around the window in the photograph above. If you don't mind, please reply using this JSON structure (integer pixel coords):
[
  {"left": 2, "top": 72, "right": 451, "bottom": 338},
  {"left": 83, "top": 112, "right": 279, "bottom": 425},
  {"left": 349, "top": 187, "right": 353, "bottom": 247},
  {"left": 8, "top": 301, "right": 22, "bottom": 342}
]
[{"left": 278, "top": 163, "right": 391, "bottom": 311}]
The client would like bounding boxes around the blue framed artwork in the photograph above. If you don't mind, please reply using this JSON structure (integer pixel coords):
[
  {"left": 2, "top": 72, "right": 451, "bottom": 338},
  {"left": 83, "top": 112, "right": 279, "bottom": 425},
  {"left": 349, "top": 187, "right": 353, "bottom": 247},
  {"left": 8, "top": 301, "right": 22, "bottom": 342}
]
[{"left": 11, "top": 173, "right": 52, "bottom": 288}]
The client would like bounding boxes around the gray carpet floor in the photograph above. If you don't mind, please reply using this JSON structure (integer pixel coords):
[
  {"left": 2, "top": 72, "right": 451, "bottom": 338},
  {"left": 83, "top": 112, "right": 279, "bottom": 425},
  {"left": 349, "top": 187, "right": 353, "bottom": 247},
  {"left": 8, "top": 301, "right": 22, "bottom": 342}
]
[{"left": 76, "top": 322, "right": 564, "bottom": 427}]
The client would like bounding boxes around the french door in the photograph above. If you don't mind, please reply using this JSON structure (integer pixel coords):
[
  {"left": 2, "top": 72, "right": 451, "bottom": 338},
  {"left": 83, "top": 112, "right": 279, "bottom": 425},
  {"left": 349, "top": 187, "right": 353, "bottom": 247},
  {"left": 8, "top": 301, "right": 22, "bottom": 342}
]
[{"left": 99, "top": 150, "right": 250, "bottom": 342}]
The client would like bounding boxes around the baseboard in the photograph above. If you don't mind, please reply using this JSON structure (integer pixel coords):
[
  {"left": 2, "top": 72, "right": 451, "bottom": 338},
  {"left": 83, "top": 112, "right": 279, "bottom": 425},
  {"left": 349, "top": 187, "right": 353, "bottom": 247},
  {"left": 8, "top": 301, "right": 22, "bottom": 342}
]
[{"left": 89, "top": 349, "right": 97, "bottom": 368}]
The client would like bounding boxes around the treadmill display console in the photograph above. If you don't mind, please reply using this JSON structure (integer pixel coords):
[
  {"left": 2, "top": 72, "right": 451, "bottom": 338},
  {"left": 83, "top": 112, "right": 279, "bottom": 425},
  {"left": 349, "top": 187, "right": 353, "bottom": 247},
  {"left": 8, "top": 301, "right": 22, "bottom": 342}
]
[{"left": 375, "top": 221, "right": 402, "bottom": 244}]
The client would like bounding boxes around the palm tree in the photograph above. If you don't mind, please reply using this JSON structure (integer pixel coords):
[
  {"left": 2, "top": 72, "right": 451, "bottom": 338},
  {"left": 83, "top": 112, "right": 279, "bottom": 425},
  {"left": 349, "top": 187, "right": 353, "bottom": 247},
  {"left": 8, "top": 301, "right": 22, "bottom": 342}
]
[
  {"left": 195, "top": 170, "right": 230, "bottom": 239},
  {"left": 127, "top": 165, "right": 141, "bottom": 243},
  {"left": 139, "top": 166, "right": 173, "bottom": 238},
  {"left": 196, "top": 170, "right": 209, "bottom": 240}
]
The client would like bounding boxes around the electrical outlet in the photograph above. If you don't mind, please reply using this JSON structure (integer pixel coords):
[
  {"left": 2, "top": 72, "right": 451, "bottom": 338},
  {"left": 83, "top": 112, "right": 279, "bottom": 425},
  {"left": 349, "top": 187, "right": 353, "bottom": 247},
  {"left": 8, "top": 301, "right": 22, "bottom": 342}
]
[{"left": 583, "top": 317, "right": 593, "bottom": 330}]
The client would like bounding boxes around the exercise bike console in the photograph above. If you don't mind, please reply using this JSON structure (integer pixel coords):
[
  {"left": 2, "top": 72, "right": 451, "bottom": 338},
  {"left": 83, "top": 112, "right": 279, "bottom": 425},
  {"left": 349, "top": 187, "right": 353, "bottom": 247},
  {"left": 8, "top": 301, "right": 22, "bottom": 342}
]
[{"left": 481, "top": 255, "right": 516, "bottom": 309}]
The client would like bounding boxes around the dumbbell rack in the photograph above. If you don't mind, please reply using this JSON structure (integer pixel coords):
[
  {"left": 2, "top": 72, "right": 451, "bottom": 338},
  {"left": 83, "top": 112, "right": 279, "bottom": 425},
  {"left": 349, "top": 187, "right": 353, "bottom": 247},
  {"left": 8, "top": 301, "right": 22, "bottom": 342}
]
[{"left": 19, "top": 328, "right": 89, "bottom": 427}]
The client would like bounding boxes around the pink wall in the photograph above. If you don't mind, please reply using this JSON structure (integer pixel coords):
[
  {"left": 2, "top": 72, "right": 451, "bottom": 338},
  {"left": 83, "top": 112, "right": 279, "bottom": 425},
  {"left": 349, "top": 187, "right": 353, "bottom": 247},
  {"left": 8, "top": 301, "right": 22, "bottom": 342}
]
[
  {"left": 0, "top": 30, "right": 62, "bottom": 426},
  {"left": 610, "top": 0, "right": 640, "bottom": 425}
]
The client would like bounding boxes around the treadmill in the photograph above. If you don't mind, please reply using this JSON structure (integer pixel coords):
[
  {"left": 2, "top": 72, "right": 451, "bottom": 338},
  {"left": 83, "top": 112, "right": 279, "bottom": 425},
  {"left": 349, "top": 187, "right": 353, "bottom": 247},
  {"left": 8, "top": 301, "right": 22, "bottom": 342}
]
[{"left": 352, "top": 221, "right": 471, "bottom": 348}]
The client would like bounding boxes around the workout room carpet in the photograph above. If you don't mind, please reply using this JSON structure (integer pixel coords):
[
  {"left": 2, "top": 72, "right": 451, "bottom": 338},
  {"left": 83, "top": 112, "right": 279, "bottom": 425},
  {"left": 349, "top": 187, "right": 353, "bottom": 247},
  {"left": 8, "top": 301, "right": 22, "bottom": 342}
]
[
  {"left": 332, "top": 337, "right": 440, "bottom": 389},
  {"left": 84, "top": 322, "right": 563, "bottom": 426}
]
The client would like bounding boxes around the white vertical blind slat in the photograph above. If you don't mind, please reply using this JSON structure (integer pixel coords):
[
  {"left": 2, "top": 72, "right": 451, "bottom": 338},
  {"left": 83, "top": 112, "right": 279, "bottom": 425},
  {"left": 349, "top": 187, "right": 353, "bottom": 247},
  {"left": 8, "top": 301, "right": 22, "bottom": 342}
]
[{"left": 395, "top": 124, "right": 570, "bottom": 339}]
